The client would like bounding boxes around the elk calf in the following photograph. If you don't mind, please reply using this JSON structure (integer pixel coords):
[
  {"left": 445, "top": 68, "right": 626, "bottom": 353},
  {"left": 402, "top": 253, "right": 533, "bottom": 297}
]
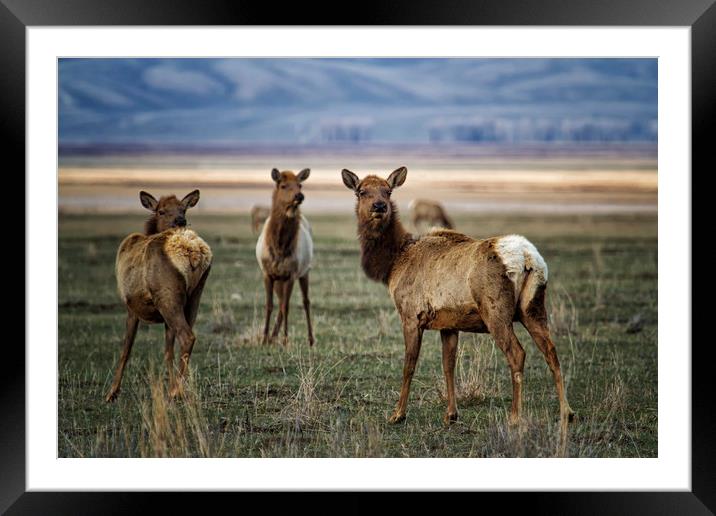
[
  {"left": 256, "top": 168, "right": 314, "bottom": 346},
  {"left": 342, "top": 167, "right": 574, "bottom": 439},
  {"left": 106, "top": 190, "right": 212, "bottom": 402},
  {"left": 409, "top": 198, "right": 454, "bottom": 231}
]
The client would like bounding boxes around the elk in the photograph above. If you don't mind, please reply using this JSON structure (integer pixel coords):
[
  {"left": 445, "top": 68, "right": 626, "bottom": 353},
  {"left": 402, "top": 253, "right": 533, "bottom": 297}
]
[
  {"left": 105, "top": 190, "right": 212, "bottom": 402},
  {"left": 250, "top": 204, "right": 270, "bottom": 235},
  {"left": 342, "top": 167, "right": 574, "bottom": 437},
  {"left": 409, "top": 198, "right": 454, "bottom": 231},
  {"left": 256, "top": 168, "right": 314, "bottom": 346}
]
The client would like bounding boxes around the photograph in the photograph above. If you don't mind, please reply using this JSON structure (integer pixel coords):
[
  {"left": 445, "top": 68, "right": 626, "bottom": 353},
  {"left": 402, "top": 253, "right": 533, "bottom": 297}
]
[{"left": 57, "top": 57, "right": 658, "bottom": 459}]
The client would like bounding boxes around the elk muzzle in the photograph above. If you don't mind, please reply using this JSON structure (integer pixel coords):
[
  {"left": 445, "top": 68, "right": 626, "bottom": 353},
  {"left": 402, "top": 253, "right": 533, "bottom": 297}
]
[{"left": 372, "top": 200, "right": 387, "bottom": 213}]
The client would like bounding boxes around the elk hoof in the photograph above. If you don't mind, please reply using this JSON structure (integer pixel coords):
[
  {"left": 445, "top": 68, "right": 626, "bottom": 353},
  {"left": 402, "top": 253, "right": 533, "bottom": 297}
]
[
  {"left": 443, "top": 411, "right": 459, "bottom": 426},
  {"left": 388, "top": 412, "right": 406, "bottom": 425},
  {"left": 104, "top": 390, "right": 119, "bottom": 403},
  {"left": 308, "top": 337, "right": 315, "bottom": 347}
]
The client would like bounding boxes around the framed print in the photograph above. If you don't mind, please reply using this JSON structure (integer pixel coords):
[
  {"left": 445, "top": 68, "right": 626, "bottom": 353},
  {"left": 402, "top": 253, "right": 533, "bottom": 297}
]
[{"left": 5, "top": 0, "right": 710, "bottom": 513}]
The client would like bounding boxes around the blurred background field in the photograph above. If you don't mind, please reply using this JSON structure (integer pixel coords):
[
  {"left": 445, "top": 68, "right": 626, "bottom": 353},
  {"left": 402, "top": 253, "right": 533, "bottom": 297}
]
[
  {"left": 59, "top": 143, "right": 656, "bottom": 215},
  {"left": 57, "top": 57, "right": 658, "bottom": 458}
]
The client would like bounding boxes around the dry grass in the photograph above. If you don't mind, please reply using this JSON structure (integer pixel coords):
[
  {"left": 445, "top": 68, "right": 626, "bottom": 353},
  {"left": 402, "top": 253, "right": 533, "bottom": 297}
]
[
  {"left": 137, "top": 368, "right": 213, "bottom": 457},
  {"left": 58, "top": 212, "right": 657, "bottom": 458}
]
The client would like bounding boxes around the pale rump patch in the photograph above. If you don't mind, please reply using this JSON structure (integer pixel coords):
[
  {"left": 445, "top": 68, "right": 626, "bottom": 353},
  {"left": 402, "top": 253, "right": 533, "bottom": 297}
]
[
  {"left": 495, "top": 234, "right": 548, "bottom": 307},
  {"left": 164, "top": 228, "right": 213, "bottom": 290}
]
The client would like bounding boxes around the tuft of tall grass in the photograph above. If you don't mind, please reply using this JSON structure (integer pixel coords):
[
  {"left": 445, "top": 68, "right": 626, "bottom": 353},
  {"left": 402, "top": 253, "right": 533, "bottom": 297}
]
[
  {"left": 134, "top": 366, "right": 218, "bottom": 457},
  {"left": 276, "top": 353, "right": 346, "bottom": 433}
]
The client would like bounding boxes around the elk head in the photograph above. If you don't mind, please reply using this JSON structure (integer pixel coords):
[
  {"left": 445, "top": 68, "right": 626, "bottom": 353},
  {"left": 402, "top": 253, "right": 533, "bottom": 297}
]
[
  {"left": 271, "top": 168, "right": 310, "bottom": 217},
  {"left": 140, "top": 190, "right": 200, "bottom": 234},
  {"left": 341, "top": 167, "right": 407, "bottom": 236}
]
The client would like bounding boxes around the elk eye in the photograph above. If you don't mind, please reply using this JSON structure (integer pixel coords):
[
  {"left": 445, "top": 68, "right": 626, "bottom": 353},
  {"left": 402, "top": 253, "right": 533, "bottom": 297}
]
[
  {"left": 281, "top": 185, "right": 288, "bottom": 189},
  {"left": 158, "top": 210, "right": 166, "bottom": 215}
]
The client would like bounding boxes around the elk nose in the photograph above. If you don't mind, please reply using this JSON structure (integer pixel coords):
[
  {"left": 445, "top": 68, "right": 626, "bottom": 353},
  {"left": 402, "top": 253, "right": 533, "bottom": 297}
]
[
  {"left": 372, "top": 201, "right": 387, "bottom": 212},
  {"left": 295, "top": 192, "right": 304, "bottom": 203},
  {"left": 176, "top": 217, "right": 187, "bottom": 227}
]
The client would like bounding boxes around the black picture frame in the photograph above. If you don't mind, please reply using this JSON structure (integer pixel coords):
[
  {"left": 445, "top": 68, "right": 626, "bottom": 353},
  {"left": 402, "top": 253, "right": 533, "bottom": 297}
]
[{"left": 4, "top": 0, "right": 709, "bottom": 513}]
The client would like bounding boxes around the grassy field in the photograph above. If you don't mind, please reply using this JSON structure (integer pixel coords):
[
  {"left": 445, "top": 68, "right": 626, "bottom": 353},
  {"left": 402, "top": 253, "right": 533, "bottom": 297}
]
[{"left": 58, "top": 211, "right": 657, "bottom": 458}]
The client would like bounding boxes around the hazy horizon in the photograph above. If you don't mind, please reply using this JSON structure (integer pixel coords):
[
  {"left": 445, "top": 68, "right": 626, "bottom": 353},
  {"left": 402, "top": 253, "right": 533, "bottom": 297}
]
[{"left": 59, "top": 58, "right": 657, "bottom": 147}]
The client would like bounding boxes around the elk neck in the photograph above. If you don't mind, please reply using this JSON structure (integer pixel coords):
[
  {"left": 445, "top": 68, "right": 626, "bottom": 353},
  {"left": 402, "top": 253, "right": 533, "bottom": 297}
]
[
  {"left": 266, "top": 197, "right": 301, "bottom": 259},
  {"left": 357, "top": 202, "right": 415, "bottom": 284}
]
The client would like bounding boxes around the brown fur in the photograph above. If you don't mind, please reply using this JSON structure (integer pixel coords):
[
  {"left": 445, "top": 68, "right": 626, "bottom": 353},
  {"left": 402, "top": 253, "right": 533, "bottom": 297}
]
[
  {"left": 357, "top": 201, "right": 415, "bottom": 283},
  {"left": 257, "top": 169, "right": 314, "bottom": 346},
  {"left": 342, "top": 167, "right": 573, "bottom": 447},
  {"left": 264, "top": 205, "right": 301, "bottom": 278},
  {"left": 105, "top": 190, "right": 212, "bottom": 402},
  {"left": 410, "top": 199, "right": 454, "bottom": 231}
]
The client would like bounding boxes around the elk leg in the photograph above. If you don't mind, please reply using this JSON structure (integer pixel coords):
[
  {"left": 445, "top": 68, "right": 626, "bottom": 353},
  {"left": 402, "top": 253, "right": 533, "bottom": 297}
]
[
  {"left": 167, "top": 319, "right": 195, "bottom": 399},
  {"left": 262, "top": 276, "right": 274, "bottom": 345},
  {"left": 389, "top": 323, "right": 423, "bottom": 424},
  {"left": 171, "top": 265, "right": 210, "bottom": 390},
  {"left": 271, "top": 311, "right": 284, "bottom": 339},
  {"left": 440, "top": 329, "right": 459, "bottom": 425},
  {"left": 185, "top": 266, "right": 210, "bottom": 328},
  {"left": 299, "top": 274, "right": 314, "bottom": 346},
  {"left": 164, "top": 323, "right": 176, "bottom": 392},
  {"left": 521, "top": 314, "right": 575, "bottom": 428},
  {"left": 105, "top": 311, "right": 139, "bottom": 402},
  {"left": 171, "top": 266, "right": 211, "bottom": 389},
  {"left": 280, "top": 279, "right": 294, "bottom": 346},
  {"left": 156, "top": 296, "right": 195, "bottom": 398},
  {"left": 489, "top": 322, "right": 526, "bottom": 425},
  {"left": 270, "top": 280, "right": 284, "bottom": 341}
]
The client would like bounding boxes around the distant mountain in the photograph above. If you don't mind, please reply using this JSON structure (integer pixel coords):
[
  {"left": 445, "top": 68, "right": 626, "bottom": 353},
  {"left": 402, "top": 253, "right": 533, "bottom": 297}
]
[{"left": 59, "top": 58, "right": 657, "bottom": 145}]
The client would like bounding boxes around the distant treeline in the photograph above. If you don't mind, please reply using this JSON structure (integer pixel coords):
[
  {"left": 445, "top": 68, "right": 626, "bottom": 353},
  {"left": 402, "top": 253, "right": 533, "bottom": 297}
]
[
  {"left": 58, "top": 141, "right": 657, "bottom": 165},
  {"left": 427, "top": 118, "right": 657, "bottom": 143}
]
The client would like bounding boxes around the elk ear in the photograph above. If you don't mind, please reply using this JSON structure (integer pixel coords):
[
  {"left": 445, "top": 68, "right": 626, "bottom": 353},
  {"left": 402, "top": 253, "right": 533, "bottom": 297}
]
[
  {"left": 181, "top": 189, "right": 200, "bottom": 209},
  {"left": 341, "top": 169, "right": 360, "bottom": 191},
  {"left": 297, "top": 168, "right": 311, "bottom": 182},
  {"left": 271, "top": 168, "right": 281, "bottom": 183},
  {"left": 387, "top": 167, "right": 407, "bottom": 189},
  {"left": 139, "top": 191, "right": 158, "bottom": 211}
]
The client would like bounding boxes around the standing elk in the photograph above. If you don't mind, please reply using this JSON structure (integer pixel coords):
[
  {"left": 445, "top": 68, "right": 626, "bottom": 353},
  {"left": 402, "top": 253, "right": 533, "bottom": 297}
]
[
  {"left": 250, "top": 204, "right": 271, "bottom": 234},
  {"left": 341, "top": 167, "right": 574, "bottom": 438},
  {"left": 256, "top": 168, "right": 314, "bottom": 346},
  {"left": 106, "top": 190, "right": 212, "bottom": 402},
  {"left": 409, "top": 198, "right": 454, "bottom": 231}
]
